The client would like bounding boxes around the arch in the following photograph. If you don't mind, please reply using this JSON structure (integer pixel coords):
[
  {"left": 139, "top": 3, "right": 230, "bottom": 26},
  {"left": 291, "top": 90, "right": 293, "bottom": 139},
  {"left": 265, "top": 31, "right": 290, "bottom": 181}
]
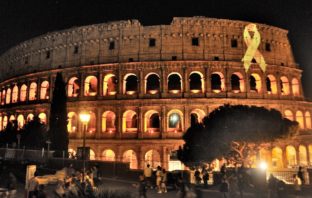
[
  {"left": 144, "top": 110, "right": 160, "bottom": 132},
  {"left": 266, "top": 75, "right": 278, "bottom": 94},
  {"left": 145, "top": 73, "right": 160, "bottom": 94},
  {"left": 68, "top": 148, "right": 76, "bottom": 158},
  {"left": 17, "top": 114, "right": 25, "bottom": 129},
  {"left": 167, "top": 109, "right": 183, "bottom": 132},
  {"left": 144, "top": 149, "right": 161, "bottom": 167},
  {"left": 103, "top": 74, "right": 117, "bottom": 96},
  {"left": 86, "top": 111, "right": 96, "bottom": 133},
  {"left": 231, "top": 72, "right": 245, "bottom": 93},
  {"left": 68, "top": 77, "right": 80, "bottom": 97},
  {"left": 40, "top": 81, "right": 50, "bottom": 100},
  {"left": 284, "top": 110, "right": 294, "bottom": 121},
  {"left": 101, "top": 149, "right": 116, "bottom": 161},
  {"left": 20, "top": 84, "right": 27, "bottom": 102},
  {"left": 189, "top": 71, "right": 204, "bottom": 93},
  {"left": 272, "top": 147, "right": 283, "bottom": 169},
  {"left": 38, "top": 113, "right": 47, "bottom": 124},
  {"left": 291, "top": 78, "right": 300, "bottom": 96},
  {"left": 299, "top": 145, "right": 308, "bottom": 166},
  {"left": 29, "top": 82, "right": 37, "bottom": 101},
  {"left": 9, "top": 115, "right": 15, "bottom": 121},
  {"left": 250, "top": 73, "right": 262, "bottom": 93},
  {"left": 123, "top": 73, "right": 138, "bottom": 95},
  {"left": 211, "top": 72, "right": 225, "bottom": 93},
  {"left": 6, "top": 88, "right": 11, "bottom": 104},
  {"left": 27, "top": 113, "right": 34, "bottom": 122},
  {"left": 168, "top": 72, "right": 182, "bottom": 94},
  {"left": 102, "top": 111, "right": 116, "bottom": 133},
  {"left": 309, "top": 145, "right": 312, "bottom": 165},
  {"left": 1, "top": 90, "right": 5, "bottom": 105},
  {"left": 12, "top": 85, "right": 18, "bottom": 103},
  {"left": 305, "top": 111, "right": 311, "bottom": 129},
  {"left": 90, "top": 149, "right": 95, "bottom": 160},
  {"left": 296, "top": 111, "right": 304, "bottom": 129},
  {"left": 280, "top": 76, "right": 290, "bottom": 95},
  {"left": 0, "top": 116, "right": 2, "bottom": 131},
  {"left": 286, "top": 145, "right": 297, "bottom": 167},
  {"left": 67, "top": 112, "right": 78, "bottom": 133},
  {"left": 190, "top": 109, "right": 206, "bottom": 126},
  {"left": 122, "top": 110, "right": 137, "bottom": 132},
  {"left": 84, "top": 75, "right": 98, "bottom": 96},
  {"left": 123, "top": 150, "right": 138, "bottom": 169},
  {"left": 3, "top": 116, "right": 8, "bottom": 129}
]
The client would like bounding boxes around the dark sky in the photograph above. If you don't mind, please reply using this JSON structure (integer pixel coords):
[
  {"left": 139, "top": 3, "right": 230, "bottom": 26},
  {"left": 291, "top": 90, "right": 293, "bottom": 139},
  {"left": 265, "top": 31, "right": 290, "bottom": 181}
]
[{"left": 0, "top": 0, "right": 311, "bottom": 98}]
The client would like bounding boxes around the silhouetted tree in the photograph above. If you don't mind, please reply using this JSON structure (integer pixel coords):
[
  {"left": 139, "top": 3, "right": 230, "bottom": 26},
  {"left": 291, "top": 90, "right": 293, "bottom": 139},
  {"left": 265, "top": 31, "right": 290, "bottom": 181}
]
[
  {"left": 49, "top": 72, "right": 68, "bottom": 157},
  {"left": 178, "top": 104, "right": 298, "bottom": 166},
  {"left": 20, "top": 116, "right": 47, "bottom": 148}
]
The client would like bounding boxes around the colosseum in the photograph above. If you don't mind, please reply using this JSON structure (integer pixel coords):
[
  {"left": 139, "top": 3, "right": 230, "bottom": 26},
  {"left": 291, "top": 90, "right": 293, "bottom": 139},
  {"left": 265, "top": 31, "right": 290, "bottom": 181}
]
[{"left": 0, "top": 17, "right": 311, "bottom": 171}]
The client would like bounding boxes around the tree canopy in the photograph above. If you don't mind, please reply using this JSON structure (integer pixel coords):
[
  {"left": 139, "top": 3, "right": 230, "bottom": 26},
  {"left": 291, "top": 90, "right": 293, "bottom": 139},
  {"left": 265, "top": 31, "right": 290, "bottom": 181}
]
[{"left": 178, "top": 104, "right": 298, "bottom": 166}]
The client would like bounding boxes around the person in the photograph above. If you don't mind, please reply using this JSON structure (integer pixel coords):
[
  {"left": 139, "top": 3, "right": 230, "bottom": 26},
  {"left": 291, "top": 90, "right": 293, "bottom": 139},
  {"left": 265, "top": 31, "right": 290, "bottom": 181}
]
[
  {"left": 27, "top": 171, "right": 39, "bottom": 198},
  {"left": 161, "top": 169, "right": 167, "bottom": 193},
  {"left": 219, "top": 176, "right": 229, "bottom": 198},
  {"left": 194, "top": 168, "right": 201, "bottom": 185},
  {"left": 6, "top": 172, "right": 17, "bottom": 198},
  {"left": 91, "top": 165, "right": 99, "bottom": 184},
  {"left": 155, "top": 166, "right": 163, "bottom": 193},
  {"left": 54, "top": 180, "right": 66, "bottom": 198},
  {"left": 237, "top": 165, "right": 246, "bottom": 198},
  {"left": 176, "top": 176, "right": 186, "bottom": 198},
  {"left": 297, "top": 166, "right": 305, "bottom": 185},
  {"left": 68, "top": 179, "right": 79, "bottom": 197},
  {"left": 293, "top": 174, "right": 302, "bottom": 198},
  {"left": 267, "top": 174, "right": 277, "bottom": 198},
  {"left": 144, "top": 164, "right": 153, "bottom": 189},
  {"left": 276, "top": 179, "right": 285, "bottom": 198},
  {"left": 84, "top": 178, "right": 94, "bottom": 198},
  {"left": 138, "top": 175, "right": 147, "bottom": 198},
  {"left": 202, "top": 166, "right": 209, "bottom": 187},
  {"left": 37, "top": 185, "right": 47, "bottom": 198}
]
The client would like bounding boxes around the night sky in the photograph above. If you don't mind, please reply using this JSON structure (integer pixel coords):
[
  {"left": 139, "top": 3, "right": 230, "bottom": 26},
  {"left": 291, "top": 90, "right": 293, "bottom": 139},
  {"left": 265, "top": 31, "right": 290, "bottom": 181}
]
[{"left": 0, "top": 0, "right": 311, "bottom": 98}]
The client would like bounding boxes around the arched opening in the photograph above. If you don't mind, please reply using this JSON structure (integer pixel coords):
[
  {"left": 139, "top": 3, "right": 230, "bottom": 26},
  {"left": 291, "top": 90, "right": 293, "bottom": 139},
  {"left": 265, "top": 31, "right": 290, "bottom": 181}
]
[
  {"left": 284, "top": 110, "right": 294, "bottom": 121},
  {"left": 84, "top": 76, "right": 98, "bottom": 96},
  {"left": 168, "top": 73, "right": 182, "bottom": 94},
  {"left": 271, "top": 147, "right": 283, "bottom": 169},
  {"left": 27, "top": 114, "right": 34, "bottom": 122},
  {"left": 299, "top": 145, "right": 308, "bottom": 166},
  {"left": 250, "top": 73, "right": 261, "bottom": 93},
  {"left": 86, "top": 111, "right": 96, "bottom": 133},
  {"left": 168, "top": 109, "right": 183, "bottom": 132},
  {"left": 103, "top": 74, "right": 117, "bottom": 96},
  {"left": 144, "top": 110, "right": 160, "bottom": 132},
  {"left": 190, "top": 109, "right": 205, "bottom": 126},
  {"left": 38, "top": 113, "right": 47, "bottom": 124},
  {"left": 123, "top": 150, "right": 138, "bottom": 169},
  {"left": 68, "top": 148, "right": 76, "bottom": 159},
  {"left": 292, "top": 78, "right": 300, "bottom": 96},
  {"left": 67, "top": 112, "right": 78, "bottom": 133},
  {"left": 280, "top": 76, "right": 290, "bottom": 95},
  {"left": 12, "top": 85, "right": 18, "bottom": 103},
  {"left": 122, "top": 110, "right": 137, "bottom": 132},
  {"left": 0, "top": 116, "right": 2, "bottom": 131},
  {"left": 68, "top": 77, "right": 80, "bottom": 97},
  {"left": 211, "top": 72, "right": 225, "bottom": 93},
  {"left": 29, "top": 82, "right": 37, "bottom": 101},
  {"left": 90, "top": 149, "right": 96, "bottom": 160},
  {"left": 3, "top": 116, "right": 8, "bottom": 129},
  {"left": 20, "top": 84, "right": 27, "bottom": 102},
  {"left": 145, "top": 73, "right": 160, "bottom": 94},
  {"left": 101, "top": 149, "right": 116, "bottom": 161},
  {"left": 305, "top": 111, "right": 311, "bottom": 129},
  {"left": 309, "top": 145, "right": 312, "bottom": 165},
  {"left": 296, "top": 111, "right": 304, "bottom": 129},
  {"left": 189, "top": 72, "right": 204, "bottom": 93},
  {"left": 17, "top": 114, "right": 25, "bottom": 129},
  {"left": 286, "top": 145, "right": 297, "bottom": 167},
  {"left": 123, "top": 74, "right": 138, "bottom": 95},
  {"left": 1, "top": 90, "right": 5, "bottom": 105},
  {"left": 6, "top": 88, "right": 11, "bottom": 104},
  {"left": 9, "top": 115, "right": 15, "bottom": 122},
  {"left": 102, "top": 111, "right": 116, "bottom": 133},
  {"left": 40, "top": 81, "right": 50, "bottom": 100},
  {"left": 231, "top": 72, "right": 245, "bottom": 93},
  {"left": 266, "top": 75, "right": 277, "bottom": 94},
  {"left": 145, "top": 149, "right": 161, "bottom": 167}
]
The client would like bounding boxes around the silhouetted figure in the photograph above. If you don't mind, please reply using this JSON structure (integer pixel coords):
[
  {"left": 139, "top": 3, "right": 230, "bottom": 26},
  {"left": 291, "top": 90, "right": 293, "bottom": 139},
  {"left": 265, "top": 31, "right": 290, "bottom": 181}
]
[
  {"left": 219, "top": 176, "right": 229, "bottom": 198},
  {"left": 237, "top": 165, "right": 246, "bottom": 198},
  {"left": 194, "top": 169, "right": 201, "bottom": 185},
  {"left": 138, "top": 175, "right": 147, "bottom": 198},
  {"left": 144, "top": 164, "right": 153, "bottom": 189},
  {"left": 37, "top": 185, "right": 47, "bottom": 198},
  {"left": 293, "top": 174, "right": 302, "bottom": 198},
  {"left": 297, "top": 166, "right": 305, "bottom": 185},
  {"left": 202, "top": 166, "right": 209, "bottom": 187},
  {"left": 176, "top": 176, "right": 186, "bottom": 198},
  {"left": 276, "top": 180, "right": 285, "bottom": 198}
]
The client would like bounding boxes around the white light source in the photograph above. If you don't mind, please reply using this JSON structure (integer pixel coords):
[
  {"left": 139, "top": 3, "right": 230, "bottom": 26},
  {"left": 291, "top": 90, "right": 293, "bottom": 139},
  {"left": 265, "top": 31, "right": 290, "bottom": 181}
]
[
  {"left": 170, "top": 114, "right": 179, "bottom": 123},
  {"left": 259, "top": 161, "right": 268, "bottom": 171},
  {"left": 79, "top": 112, "right": 91, "bottom": 123}
]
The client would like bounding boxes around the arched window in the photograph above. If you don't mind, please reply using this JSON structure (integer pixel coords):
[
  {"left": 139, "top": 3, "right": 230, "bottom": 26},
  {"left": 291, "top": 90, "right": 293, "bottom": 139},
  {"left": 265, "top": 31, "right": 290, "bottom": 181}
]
[
  {"left": 189, "top": 72, "right": 204, "bottom": 93},
  {"left": 299, "top": 145, "right": 308, "bottom": 166},
  {"left": 272, "top": 147, "right": 283, "bottom": 169},
  {"left": 5, "top": 88, "right": 11, "bottom": 104},
  {"left": 3, "top": 116, "right": 8, "bottom": 129},
  {"left": 68, "top": 77, "right": 80, "bottom": 97},
  {"left": 231, "top": 72, "right": 245, "bottom": 93},
  {"left": 123, "top": 74, "right": 138, "bottom": 95},
  {"left": 145, "top": 73, "right": 160, "bottom": 94},
  {"left": 286, "top": 145, "right": 297, "bottom": 167},
  {"left": 20, "top": 84, "right": 27, "bottom": 102},
  {"left": 12, "top": 85, "right": 18, "bottom": 103},
  {"left": 144, "top": 149, "right": 161, "bottom": 167},
  {"left": 40, "top": 81, "right": 50, "bottom": 100},
  {"left": 0, "top": 116, "right": 2, "bottom": 131},
  {"left": 144, "top": 110, "right": 160, "bottom": 132},
  {"left": 250, "top": 73, "right": 261, "bottom": 93},
  {"left": 291, "top": 78, "right": 300, "bottom": 96},
  {"left": 122, "top": 110, "right": 137, "bottom": 132},
  {"left": 211, "top": 72, "right": 225, "bottom": 93},
  {"left": 309, "top": 145, "right": 312, "bottom": 165},
  {"left": 29, "top": 82, "right": 37, "bottom": 101},
  {"left": 280, "top": 76, "right": 290, "bottom": 95},
  {"left": 305, "top": 111, "right": 311, "bottom": 129},
  {"left": 102, "top": 111, "right": 116, "bottom": 133},
  {"left": 190, "top": 109, "right": 205, "bottom": 126},
  {"left": 17, "top": 114, "right": 25, "bottom": 129},
  {"left": 38, "top": 113, "right": 47, "bottom": 124},
  {"left": 168, "top": 73, "right": 182, "bottom": 94},
  {"left": 296, "top": 111, "right": 304, "bottom": 129},
  {"left": 284, "top": 110, "right": 294, "bottom": 121},
  {"left": 9, "top": 115, "right": 15, "bottom": 122},
  {"left": 85, "top": 111, "right": 96, "bottom": 133},
  {"left": 123, "top": 150, "right": 138, "bottom": 169},
  {"left": 266, "top": 75, "right": 277, "bottom": 94},
  {"left": 167, "top": 109, "right": 183, "bottom": 132},
  {"left": 103, "top": 74, "right": 117, "bottom": 96},
  {"left": 68, "top": 148, "right": 76, "bottom": 158},
  {"left": 84, "top": 76, "right": 98, "bottom": 96},
  {"left": 1, "top": 90, "right": 5, "bottom": 105},
  {"left": 67, "top": 112, "right": 78, "bottom": 133},
  {"left": 89, "top": 149, "right": 96, "bottom": 160},
  {"left": 101, "top": 149, "right": 115, "bottom": 161},
  {"left": 27, "top": 113, "right": 34, "bottom": 122}
]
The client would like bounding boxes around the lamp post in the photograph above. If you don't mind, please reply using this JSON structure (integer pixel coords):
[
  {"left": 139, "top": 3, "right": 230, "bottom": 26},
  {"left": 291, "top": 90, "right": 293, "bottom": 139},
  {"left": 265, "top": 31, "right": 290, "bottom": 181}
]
[{"left": 79, "top": 112, "right": 90, "bottom": 182}]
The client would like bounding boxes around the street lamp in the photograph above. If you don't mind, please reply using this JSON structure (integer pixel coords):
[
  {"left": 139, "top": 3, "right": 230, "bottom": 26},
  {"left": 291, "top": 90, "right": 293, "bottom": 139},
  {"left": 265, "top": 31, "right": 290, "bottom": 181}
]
[{"left": 79, "top": 111, "right": 90, "bottom": 182}]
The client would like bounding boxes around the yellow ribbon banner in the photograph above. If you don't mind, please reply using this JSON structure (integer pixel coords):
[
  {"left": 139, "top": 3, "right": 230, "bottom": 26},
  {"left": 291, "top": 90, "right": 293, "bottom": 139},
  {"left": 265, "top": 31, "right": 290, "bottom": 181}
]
[{"left": 242, "top": 23, "right": 267, "bottom": 72}]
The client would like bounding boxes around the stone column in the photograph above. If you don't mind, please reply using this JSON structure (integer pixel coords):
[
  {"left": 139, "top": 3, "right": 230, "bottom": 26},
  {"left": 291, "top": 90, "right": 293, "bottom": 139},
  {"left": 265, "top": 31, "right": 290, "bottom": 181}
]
[
  {"left": 137, "top": 106, "right": 143, "bottom": 139},
  {"left": 79, "top": 72, "right": 85, "bottom": 97},
  {"left": 161, "top": 106, "right": 167, "bottom": 139},
  {"left": 98, "top": 72, "right": 103, "bottom": 97},
  {"left": 184, "top": 106, "right": 189, "bottom": 132},
  {"left": 162, "top": 146, "right": 169, "bottom": 170},
  {"left": 205, "top": 66, "right": 211, "bottom": 94},
  {"left": 139, "top": 70, "right": 144, "bottom": 97},
  {"left": 261, "top": 72, "right": 267, "bottom": 96},
  {"left": 183, "top": 67, "right": 189, "bottom": 94},
  {"left": 37, "top": 78, "right": 41, "bottom": 101},
  {"left": 96, "top": 108, "right": 102, "bottom": 139}
]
